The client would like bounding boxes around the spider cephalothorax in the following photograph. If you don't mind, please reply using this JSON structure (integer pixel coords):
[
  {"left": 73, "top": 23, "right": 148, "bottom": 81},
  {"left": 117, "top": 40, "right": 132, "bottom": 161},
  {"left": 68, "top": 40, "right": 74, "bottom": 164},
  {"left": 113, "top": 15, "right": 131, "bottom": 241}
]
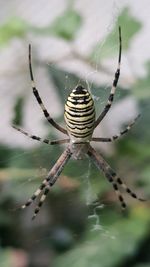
[{"left": 13, "top": 27, "right": 145, "bottom": 220}]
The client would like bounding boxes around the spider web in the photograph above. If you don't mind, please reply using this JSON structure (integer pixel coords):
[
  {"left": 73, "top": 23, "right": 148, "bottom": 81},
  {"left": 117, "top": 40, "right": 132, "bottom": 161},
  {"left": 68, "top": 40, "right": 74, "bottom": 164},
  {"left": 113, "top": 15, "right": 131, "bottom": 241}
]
[
  {"left": 1, "top": 25, "right": 122, "bottom": 239},
  {"left": 0, "top": 4, "right": 126, "bottom": 259}
]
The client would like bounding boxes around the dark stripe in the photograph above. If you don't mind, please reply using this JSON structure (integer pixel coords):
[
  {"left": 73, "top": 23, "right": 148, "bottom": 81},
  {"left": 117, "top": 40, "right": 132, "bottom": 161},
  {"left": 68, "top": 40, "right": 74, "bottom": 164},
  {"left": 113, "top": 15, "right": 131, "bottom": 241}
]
[
  {"left": 108, "top": 169, "right": 116, "bottom": 177},
  {"left": 67, "top": 124, "right": 94, "bottom": 130},
  {"left": 43, "top": 139, "right": 49, "bottom": 144},
  {"left": 69, "top": 131, "right": 93, "bottom": 138},
  {"left": 105, "top": 174, "right": 113, "bottom": 182},
  {"left": 34, "top": 208, "right": 39, "bottom": 214},
  {"left": 32, "top": 135, "right": 40, "bottom": 140},
  {"left": 117, "top": 178, "right": 122, "bottom": 184},
  {"left": 121, "top": 129, "right": 128, "bottom": 134},
  {"left": 70, "top": 95, "right": 90, "bottom": 101},
  {"left": 25, "top": 200, "right": 32, "bottom": 206},
  {"left": 113, "top": 69, "right": 120, "bottom": 87},
  {"left": 43, "top": 109, "right": 50, "bottom": 118},
  {"left": 33, "top": 89, "right": 42, "bottom": 104},
  {"left": 69, "top": 127, "right": 93, "bottom": 135},
  {"left": 113, "top": 135, "right": 118, "bottom": 140},
  {"left": 73, "top": 86, "right": 87, "bottom": 94},
  {"left": 65, "top": 109, "right": 95, "bottom": 118},
  {"left": 40, "top": 183, "right": 46, "bottom": 190},
  {"left": 73, "top": 91, "right": 87, "bottom": 95},
  {"left": 122, "top": 202, "right": 126, "bottom": 208},
  {"left": 65, "top": 103, "right": 94, "bottom": 113},
  {"left": 109, "top": 94, "right": 114, "bottom": 101},
  {"left": 131, "top": 193, "right": 137, "bottom": 198},
  {"left": 65, "top": 116, "right": 95, "bottom": 125},
  {"left": 67, "top": 99, "right": 91, "bottom": 105},
  {"left": 119, "top": 195, "right": 124, "bottom": 202},
  {"left": 38, "top": 201, "right": 43, "bottom": 207},
  {"left": 105, "top": 103, "right": 111, "bottom": 109},
  {"left": 65, "top": 106, "right": 94, "bottom": 115},
  {"left": 66, "top": 102, "right": 93, "bottom": 111},
  {"left": 113, "top": 183, "right": 118, "bottom": 191}
]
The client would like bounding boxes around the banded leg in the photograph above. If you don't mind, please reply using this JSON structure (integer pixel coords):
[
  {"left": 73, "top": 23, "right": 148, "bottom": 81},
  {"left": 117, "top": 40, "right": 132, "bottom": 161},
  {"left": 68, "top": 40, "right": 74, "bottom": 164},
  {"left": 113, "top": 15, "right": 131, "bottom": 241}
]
[
  {"left": 87, "top": 145, "right": 145, "bottom": 209},
  {"left": 92, "top": 114, "right": 140, "bottom": 142},
  {"left": 29, "top": 44, "right": 68, "bottom": 135},
  {"left": 13, "top": 125, "right": 70, "bottom": 145},
  {"left": 22, "top": 146, "right": 72, "bottom": 215},
  {"left": 94, "top": 27, "right": 122, "bottom": 128}
]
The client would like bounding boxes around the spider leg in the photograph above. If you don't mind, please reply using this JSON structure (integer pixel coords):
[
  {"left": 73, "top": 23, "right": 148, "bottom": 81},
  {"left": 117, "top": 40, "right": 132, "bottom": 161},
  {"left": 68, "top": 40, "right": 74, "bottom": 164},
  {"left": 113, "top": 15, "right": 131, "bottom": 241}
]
[
  {"left": 32, "top": 184, "right": 51, "bottom": 220},
  {"left": 92, "top": 114, "right": 140, "bottom": 142},
  {"left": 29, "top": 44, "right": 68, "bottom": 135},
  {"left": 13, "top": 125, "right": 70, "bottom": 145},
  {"left": 94, "top": 27, "right": 122, "bottom": 128},
  {"left": 87, "top": 145, "right": 145, "bottom": 209},
  {"left": 22, "top": 146, "right": 72, "bottom": 214}
]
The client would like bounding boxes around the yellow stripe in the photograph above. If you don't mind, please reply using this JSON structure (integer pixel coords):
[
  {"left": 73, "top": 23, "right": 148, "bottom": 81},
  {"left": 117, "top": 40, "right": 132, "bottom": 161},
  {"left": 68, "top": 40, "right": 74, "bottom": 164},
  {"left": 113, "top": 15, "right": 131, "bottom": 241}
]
[
  {"left": 66, "top": 120, "right": 94, "bottom": 129},
  {"left": 66, "top": 125, "right": 93, "bottom": 134},
  {"left": 70, "top": 92, "right": 89, "bottom": 97},
  {"left": 64, "top": 111, "right": 95, "bottom": 122},
  {"left": 66, "top": 99, "right": 94, "bottom": 109},
  {"left": 67, "top": 96, "right": 91, "bottom": 103},
  {"left": 65, "top": 105, "right": 94, "bottom": 116}
]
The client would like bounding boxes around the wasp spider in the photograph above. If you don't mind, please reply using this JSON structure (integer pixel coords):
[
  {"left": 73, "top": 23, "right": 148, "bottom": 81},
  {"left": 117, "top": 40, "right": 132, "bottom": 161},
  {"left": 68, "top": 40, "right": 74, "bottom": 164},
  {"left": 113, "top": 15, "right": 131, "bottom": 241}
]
[{"left": 13, "top": 27, "right": 145, "bottom": 220}]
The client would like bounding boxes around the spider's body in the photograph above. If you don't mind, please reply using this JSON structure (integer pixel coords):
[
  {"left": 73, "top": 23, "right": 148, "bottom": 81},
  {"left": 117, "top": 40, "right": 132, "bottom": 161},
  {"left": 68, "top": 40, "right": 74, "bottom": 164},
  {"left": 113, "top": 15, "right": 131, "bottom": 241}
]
[
  {"left": 13, "top": 27, "right": 145, "bottom": 220},
  {"left": 64, "top": 85, "right": 96, "bottom": 143},
  {"left": 64, "top": 85, "right": 95, "bottom": 159}
]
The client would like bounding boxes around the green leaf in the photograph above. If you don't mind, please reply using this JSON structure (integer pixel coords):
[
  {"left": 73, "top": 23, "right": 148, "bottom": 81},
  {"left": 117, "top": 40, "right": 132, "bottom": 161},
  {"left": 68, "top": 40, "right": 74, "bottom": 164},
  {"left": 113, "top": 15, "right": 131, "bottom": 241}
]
[
  {"left": 0, "top": 17, "right": 29, "bottom": 47},
  {"left": 140, "top": 166, "right": 150, "bottom": 195},
  {"left": 12, "top": 96, "right": 24, "bottom": 126},
  {"left": 91, "top": 7, "right": 142, "bottom": 61},
  {"left": 133, "top": 61, "right": 150, "bottom": 99},
  {"left": 35, "top": 9, "right": 82, "bottom": 40},
  {"left": 0, "top": 249, "right": 12, "bottom": 267},
  {"left": 50, "top": 9, "right": 82, "bottom": 40}
]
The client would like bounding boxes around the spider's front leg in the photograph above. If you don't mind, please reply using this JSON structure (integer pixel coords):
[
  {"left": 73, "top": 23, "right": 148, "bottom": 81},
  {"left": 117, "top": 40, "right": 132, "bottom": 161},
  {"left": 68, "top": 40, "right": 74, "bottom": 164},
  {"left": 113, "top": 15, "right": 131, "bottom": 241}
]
[
  {"left": 13, "top": 125, "right": 70, "bottom": 145},
  {"left": 94, "top": 27, "right": 122, "bottom": 128},
  {"left": 28, "top": 44, "right": 68, "bottom": 135},
  {"left": 87, "top": 145, "right": 145, "bottom": 209}
]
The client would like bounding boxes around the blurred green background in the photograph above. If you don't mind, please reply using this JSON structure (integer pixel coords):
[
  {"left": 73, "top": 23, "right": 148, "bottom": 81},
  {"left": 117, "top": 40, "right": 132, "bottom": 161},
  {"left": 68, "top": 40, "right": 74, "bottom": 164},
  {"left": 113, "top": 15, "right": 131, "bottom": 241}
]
[{"left": 0, "top": 1, "right": 150, "bottom": 267}]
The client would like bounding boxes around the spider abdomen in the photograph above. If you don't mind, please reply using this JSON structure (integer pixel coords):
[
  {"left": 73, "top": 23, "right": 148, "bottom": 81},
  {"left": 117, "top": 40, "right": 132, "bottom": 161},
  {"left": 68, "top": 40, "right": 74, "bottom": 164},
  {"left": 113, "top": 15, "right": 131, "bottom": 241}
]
[{"left": 64, "top": 86, "right": 96, "bottom": 142}]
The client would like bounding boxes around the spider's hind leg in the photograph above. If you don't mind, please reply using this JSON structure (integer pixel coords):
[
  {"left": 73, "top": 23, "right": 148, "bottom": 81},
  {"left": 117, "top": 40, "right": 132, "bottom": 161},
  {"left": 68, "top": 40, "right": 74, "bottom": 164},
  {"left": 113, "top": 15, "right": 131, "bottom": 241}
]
[
  {"left": 88, "top": 146, "right": 127, "bottom": 209},
  {"left": 87, "top": 145, "right": 145, "bottom": 209},
  {"left": 116, "top": 177, "right": 145, "bottom": 202},
  {"left": 22, "top": 146, "right": 72, "bottom": 219},
  {"left": 22, "top": 180, "right": 47, "bottom": 209}
]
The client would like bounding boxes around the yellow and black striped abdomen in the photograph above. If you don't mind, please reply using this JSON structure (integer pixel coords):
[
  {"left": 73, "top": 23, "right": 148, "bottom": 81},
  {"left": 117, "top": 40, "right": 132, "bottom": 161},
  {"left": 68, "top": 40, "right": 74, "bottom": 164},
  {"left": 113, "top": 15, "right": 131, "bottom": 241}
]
[{"left": 64, "top": 85, "right": 96, "bottom": 142}]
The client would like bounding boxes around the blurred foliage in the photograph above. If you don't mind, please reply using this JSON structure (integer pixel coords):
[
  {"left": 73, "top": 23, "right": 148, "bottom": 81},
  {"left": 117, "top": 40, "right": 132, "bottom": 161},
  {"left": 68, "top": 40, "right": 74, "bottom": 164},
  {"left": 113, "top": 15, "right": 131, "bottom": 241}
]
[
  {"left": 12, "top": 96, "right": 24, "bottom": 126},
  {"left": 0, "top": 7, "right": 82, "bottom": 48},
  {"left": 0, "top": 249, "right": 12, "bottom": 267},
  {"left": 0, "top": 3, "right": 150, "bottom": 267},
  {"left": 91, "top": 7, "right": 142, "bottom": 62},
  {"left": 53, "top": 207, "right": 150, "bottom": 267},
  {"left": 0, "top": 17, "right": 29, "bottom": 47},
  {"left": 31, "top": 8, "right": 82, "bottom": 41},
  {"left": 133, "top": 61, "right": 150, "bottom": 99},
  {"left": 48, "top": 9, "right": 82, "bottom": 40}
]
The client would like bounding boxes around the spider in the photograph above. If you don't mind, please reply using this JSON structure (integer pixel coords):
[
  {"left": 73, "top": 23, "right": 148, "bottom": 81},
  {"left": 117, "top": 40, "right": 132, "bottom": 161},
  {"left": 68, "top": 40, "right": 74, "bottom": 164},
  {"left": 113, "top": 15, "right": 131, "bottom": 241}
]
[{"left": 13, "top": 27, "right": 145, "bottom": 220}]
